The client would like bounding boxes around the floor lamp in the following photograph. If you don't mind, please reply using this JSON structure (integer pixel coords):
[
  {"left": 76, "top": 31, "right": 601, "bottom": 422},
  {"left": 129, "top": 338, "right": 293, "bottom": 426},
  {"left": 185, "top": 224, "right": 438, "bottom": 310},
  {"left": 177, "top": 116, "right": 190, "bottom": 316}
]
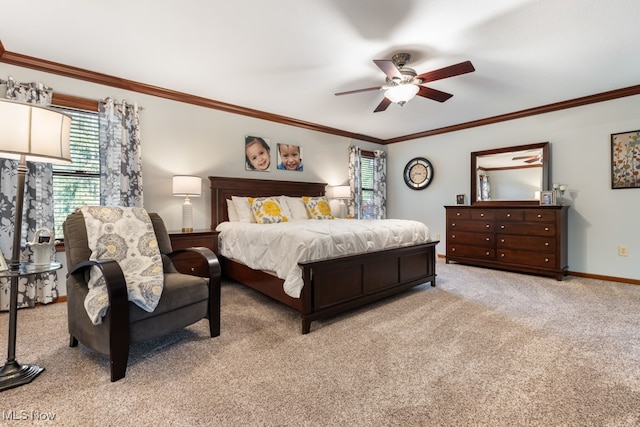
[{"left": 0, "top": 99, "right": 71, "bottom": 391}]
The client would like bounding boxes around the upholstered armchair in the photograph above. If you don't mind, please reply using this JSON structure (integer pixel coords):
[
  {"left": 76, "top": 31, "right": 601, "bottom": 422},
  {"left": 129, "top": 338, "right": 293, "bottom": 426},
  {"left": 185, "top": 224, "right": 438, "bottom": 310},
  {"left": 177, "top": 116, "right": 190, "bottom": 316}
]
[{"left": 62, "top": 209, "right": 220, "bottom": 382}]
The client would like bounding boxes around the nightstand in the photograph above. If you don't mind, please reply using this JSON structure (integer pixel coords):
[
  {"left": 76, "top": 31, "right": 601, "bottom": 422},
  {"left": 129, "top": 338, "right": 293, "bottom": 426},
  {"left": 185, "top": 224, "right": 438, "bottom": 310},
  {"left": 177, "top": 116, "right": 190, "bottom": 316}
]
[{"left": 168, "top": 229, "right": 219, "bottom": 276}]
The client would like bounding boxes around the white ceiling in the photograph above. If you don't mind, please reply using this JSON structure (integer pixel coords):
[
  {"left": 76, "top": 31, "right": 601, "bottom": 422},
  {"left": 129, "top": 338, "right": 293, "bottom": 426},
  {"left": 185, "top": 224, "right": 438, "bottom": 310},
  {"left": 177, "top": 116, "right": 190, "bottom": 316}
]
[{"left": 2, "top": 0, "right": 640, "bottom": 141}]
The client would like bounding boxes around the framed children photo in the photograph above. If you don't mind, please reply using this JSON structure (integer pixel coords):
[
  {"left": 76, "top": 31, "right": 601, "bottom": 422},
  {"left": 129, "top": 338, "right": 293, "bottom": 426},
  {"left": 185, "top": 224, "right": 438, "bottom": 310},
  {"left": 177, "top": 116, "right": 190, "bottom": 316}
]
[
  {"left": 455, "top": 194, "right": 466, "bottom": 205},
  {"left": 611, "top": 130, "right": 640, "bottom": 189},
  {"left": 244, "top": 135, "right": 271, "bottom": 171},
  {"left": 277, "top": 143, "right": 303, "bottom": 171},
  {"left": 539, "top": 190, "right": 556, "bottom": 206}
]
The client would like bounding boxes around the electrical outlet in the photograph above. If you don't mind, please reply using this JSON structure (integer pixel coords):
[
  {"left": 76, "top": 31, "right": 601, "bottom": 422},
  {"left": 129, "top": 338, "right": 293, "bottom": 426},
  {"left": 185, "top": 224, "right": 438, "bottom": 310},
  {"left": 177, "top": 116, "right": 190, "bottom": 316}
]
[
  {"left": 434, "top": 233, "right": 441, "bottom": 241},
  {"left": 618, "top": 245, "right": 629, "bottom": 257}
]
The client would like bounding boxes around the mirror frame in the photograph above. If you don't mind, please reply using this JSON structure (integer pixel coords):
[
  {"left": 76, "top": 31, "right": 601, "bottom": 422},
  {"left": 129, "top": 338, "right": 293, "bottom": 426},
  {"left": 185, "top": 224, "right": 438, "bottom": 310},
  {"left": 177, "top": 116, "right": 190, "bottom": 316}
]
[{"left": 470, "top": 142, "right": 550, "bottom": 206}]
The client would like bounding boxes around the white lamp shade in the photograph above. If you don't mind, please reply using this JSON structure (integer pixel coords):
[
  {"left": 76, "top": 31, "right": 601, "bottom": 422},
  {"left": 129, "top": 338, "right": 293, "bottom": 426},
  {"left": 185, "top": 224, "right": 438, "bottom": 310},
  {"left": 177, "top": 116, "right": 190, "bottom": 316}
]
[
  {"left": 385, "top": 84, "right": 419, "bottom": 104},
  {"left": 172, "top": 175, "right": 202, "bottom": 197},
  {"left": 0, "top": 99, "right": 72, "bottom": 164},
  {"left": 332, "top": 185, "right": 351, "bottom": 199}
]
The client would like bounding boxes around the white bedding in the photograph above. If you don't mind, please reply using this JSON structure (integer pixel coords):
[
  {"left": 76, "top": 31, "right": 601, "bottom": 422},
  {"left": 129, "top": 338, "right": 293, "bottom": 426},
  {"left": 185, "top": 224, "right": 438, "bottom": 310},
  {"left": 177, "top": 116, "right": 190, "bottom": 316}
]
[{"left": 215, "top": 219, "right": 430, "bottom": 298}]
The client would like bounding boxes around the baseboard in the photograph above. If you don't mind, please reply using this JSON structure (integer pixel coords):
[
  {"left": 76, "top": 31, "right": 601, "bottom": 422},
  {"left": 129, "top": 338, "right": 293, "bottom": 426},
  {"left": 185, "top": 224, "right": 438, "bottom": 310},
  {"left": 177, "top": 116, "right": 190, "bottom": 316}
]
[{"left": 438, "top": 253, "right": 639, "bottom": 286}]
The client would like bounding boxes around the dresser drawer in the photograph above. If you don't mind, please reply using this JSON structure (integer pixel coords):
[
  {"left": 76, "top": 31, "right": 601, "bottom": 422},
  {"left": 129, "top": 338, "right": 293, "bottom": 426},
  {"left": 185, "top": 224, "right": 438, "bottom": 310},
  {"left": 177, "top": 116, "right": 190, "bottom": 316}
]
[
  {"left": 449, "top": 231, "right": 495, "bottom": 246},
  {"left": 495, "top": 210, "right": 524, "bottom": 221},
  {"left": 496, "top": 222, "right": 555, "bottom": 236},
  {"left": 470, "top": 210, "right": 495, "bottom": 220},
  {"left": 497, "top": 249, "right": 556, "bottom": 268},
  {"left": 449, "top": 220, "right": 494, "bottom": 233},
  {"left": 447, "top": 209, "right": 471, "bottom": 220},
  {"left": 523, "top": 209, "right": 556, "bottom": 222},
  {"left": 497, "top": 234, "right": 556, "bottom": 252},
  {"left": 448, "top": 245, "right": 495, "bottom": 260}
]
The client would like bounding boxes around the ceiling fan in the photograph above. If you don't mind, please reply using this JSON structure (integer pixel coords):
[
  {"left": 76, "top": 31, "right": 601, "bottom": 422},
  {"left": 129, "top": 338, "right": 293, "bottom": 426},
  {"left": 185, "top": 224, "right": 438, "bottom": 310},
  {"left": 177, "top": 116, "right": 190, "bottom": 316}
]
[{"left": 335, "top": 53, "right": 475, "bottom": 113}]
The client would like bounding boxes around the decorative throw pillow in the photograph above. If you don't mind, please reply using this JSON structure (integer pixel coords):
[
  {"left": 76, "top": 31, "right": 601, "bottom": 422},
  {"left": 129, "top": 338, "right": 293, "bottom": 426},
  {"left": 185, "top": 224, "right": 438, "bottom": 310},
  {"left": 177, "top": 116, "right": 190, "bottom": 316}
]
[
  {"left": 248, "top": 197, "right": 289, "bottom": 224},
  {"left": 302, "top": 196, "right": 334, "bottom": 220},
  {"left": 231, "top": 196, "right": 257, "bottom": 223},
  {"left": 283, "top": 196, "right": 309, "bottom": 220}
]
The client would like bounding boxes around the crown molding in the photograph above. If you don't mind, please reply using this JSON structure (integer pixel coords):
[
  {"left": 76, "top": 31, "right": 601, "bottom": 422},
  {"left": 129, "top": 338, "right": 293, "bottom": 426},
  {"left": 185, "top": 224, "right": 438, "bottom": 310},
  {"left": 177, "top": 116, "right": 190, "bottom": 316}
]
[{"left": 2, "top": 40, "right": 639, "bottom": 145}]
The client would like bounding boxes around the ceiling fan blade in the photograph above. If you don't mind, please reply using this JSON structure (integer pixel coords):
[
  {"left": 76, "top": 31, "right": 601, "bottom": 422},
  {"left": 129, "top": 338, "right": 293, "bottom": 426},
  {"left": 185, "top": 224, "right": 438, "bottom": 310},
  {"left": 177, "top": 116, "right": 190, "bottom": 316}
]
[
  {"left": 417, "top": 86, "right": 453, "bottom": 103},
  {"left": 416, "top": 60, "right": 475, "bottom": 83},
  {"left": 374, "top": 97, "right": 392, "bottom": 113},
  {"left": 334, "top": 86, "right": 382, "bottom": 96},
  {"left": 373, "top": 59, "right": 402, "bottom": 80}
]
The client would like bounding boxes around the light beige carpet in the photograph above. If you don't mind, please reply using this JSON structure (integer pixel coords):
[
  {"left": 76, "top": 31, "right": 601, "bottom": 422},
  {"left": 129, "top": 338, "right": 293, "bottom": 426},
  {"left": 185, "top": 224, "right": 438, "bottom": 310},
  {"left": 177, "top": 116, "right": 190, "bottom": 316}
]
[{"left": 1, "top": 259, "right": 639, "bottom": 426}]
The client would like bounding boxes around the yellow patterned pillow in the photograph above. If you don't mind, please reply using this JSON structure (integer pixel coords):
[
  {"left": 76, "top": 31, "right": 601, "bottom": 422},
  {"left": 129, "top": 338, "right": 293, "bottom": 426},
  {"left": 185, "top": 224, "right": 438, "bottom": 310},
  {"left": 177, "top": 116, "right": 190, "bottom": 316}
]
[
  {"left": 248, "top": 197, "right": 289, "bottom": 224},
  {"left": 302, "top": 196, "right": 334, "bottom": 220}
]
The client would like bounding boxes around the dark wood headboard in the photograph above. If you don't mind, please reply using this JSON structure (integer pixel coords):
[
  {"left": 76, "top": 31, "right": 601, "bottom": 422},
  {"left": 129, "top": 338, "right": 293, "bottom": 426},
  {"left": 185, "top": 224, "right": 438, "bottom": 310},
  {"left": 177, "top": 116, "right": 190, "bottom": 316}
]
[{"left": 209, "top": 176, "right": 327, "bottom": 228}]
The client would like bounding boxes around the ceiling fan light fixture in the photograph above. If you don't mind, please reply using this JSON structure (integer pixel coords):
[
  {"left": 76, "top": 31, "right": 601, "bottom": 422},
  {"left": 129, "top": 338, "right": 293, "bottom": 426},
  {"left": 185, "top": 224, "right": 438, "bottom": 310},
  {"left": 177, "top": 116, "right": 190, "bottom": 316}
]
[{"left": 385, "top": 84, "right": 419, "bottom": 106}]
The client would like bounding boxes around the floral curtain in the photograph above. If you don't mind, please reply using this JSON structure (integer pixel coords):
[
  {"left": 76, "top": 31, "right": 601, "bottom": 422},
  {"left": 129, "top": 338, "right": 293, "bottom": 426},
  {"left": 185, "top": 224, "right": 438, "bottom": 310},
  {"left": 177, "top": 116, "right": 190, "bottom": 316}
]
[
  {"left": 347, "top": 146, "right": 362, "bottom": 219},
  {"left": 0, "top": 77, "right": 59, "bottom": 310},
  {"left": 347, "top": 146, "right": 387, "bottom": 219},
  {"left": 371, "top": 150, "right": 387, "bottom": 219},
  {"left": 99, "top": 98, "right": 144, "bottom": 207}
]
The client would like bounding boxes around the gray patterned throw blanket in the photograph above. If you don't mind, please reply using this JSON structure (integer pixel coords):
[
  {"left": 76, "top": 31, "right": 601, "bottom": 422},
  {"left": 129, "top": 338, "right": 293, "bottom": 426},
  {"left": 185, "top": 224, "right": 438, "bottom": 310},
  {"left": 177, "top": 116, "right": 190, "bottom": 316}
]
[{"left": 80, "top": 206, "right": 164, "bottom": 325}]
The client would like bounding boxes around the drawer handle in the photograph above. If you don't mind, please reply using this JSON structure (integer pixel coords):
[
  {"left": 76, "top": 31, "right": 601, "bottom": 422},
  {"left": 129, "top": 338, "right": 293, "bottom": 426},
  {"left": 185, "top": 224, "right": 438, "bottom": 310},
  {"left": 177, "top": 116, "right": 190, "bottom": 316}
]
[
  {"left": 500, "top": 225, "right": 505, "bottom": 229},
  {"left": 501, "top": 253, "right": 505, "bottom": 257},
  {"left": 452, "top": 234, "right": 456, "bottom": 238},
  {"left": 500, "top": 239, "right": 505, "bottom": 243},
  {"left": 486, "top": 224, "right": 490, "bottom": 228},
  {"left": 190, "top": 267, "right": 195, "bottom": 272},
  {"left": 537, "top": 214, "right": 542, "bottom": 218},
  {"left": 545, "top": 242, "right": 549, "bottom": 246},
  {"left": 507, "top": 213, "right": 511, "bottom": 217},
  {"left": 451, "top": 248, "right": 456, "bottom": 252},
  {"left": 545, "top": 227, "right": 549, "bottom": 231},
  {"left": 486, "top": 251, "right": 490, "bottom": 256},
  {"left": 486, "top": 237, "right": 490, "bottom": 241},
  {"left": 545, "top": 258, "right": 549, "bottom": 263},
  {"left": 480, "top": 213, "right": 485, "bottom": 217},
  {"left": 452, "top": 223, "right": 456, "bottom": 227},
  {"left": 456, "top": 212, "right": 461, "bottom": 216}
]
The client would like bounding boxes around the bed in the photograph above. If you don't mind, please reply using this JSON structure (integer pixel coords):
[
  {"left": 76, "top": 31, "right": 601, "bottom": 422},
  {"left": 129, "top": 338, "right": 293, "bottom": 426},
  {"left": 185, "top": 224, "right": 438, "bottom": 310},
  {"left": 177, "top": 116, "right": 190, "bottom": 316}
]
[{"left": 209, "top": 176, "right": 438, "bottom": 333}]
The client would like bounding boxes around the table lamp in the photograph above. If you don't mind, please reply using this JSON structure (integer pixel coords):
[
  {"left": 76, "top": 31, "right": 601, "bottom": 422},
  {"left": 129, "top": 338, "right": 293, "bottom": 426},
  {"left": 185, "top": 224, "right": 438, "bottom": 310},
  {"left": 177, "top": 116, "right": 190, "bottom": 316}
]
[
  {"left": 0, "top": 99, "right": 71, "bottom": 391},
  {"left": 331, "top": 185, "right": 350, "bottom": 218},
  {"left": 172, "top": 175, "right": 202, "bottom": 232}
]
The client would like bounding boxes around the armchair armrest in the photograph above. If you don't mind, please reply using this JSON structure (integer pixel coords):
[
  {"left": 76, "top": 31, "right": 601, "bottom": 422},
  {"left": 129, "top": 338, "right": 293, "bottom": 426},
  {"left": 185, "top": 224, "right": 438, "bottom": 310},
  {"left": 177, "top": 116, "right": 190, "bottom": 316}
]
[{"left": 67, "top": 259, "right": 130, "bottom": 358}]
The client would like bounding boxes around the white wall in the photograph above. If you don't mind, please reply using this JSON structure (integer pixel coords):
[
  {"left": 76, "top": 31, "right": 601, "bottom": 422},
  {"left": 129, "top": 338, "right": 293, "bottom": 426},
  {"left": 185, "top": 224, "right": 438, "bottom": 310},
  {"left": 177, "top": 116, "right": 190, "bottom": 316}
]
[
  {"left": 387, "top": 95, "right": 640, "bottom": 281},
  {"left": 2, "top": 63, "right": 638, "bottom": 283},
  {"left": 0, "top": 63, "right": 383, "bottom": 233}
]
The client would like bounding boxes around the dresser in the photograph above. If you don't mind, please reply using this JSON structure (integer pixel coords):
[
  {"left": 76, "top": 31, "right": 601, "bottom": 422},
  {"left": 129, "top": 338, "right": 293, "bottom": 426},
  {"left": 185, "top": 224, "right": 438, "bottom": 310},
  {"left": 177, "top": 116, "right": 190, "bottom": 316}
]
[
  {"left": 445, "top": 205, "right": 568, "bottom": 280},
  {"left": 168, "top": 230, "right": 219, "bottom": 277}
]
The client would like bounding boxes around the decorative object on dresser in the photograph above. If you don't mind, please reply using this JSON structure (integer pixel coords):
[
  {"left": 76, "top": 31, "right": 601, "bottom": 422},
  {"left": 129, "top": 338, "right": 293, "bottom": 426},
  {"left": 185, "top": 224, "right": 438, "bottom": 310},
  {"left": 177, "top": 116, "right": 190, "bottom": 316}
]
[
  {"left": 0, "top": 99, "right": 71, "bottom": 392},
  {"left": 172, "top": 175, "right": 202, "bottom": 232},
  {"left": 445, "top": 205, "right": 568, "bottom": 280},
  {"left": 169, "top": 229, "right": 219, "bottom": 276}
]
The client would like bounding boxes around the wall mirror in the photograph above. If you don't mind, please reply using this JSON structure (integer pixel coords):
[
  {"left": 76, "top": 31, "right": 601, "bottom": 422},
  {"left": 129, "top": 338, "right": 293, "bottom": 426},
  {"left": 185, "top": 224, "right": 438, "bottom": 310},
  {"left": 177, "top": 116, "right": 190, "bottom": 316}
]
[{"left": 471, "top": 142, "right": 549, "bottom": 205}]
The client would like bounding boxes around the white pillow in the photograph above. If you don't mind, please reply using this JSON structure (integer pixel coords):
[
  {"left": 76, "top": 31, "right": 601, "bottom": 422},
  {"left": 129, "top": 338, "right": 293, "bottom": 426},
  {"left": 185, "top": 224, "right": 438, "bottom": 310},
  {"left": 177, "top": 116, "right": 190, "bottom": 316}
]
[
  {"left": 226, "top": 199, "right": 239, "bottom": 222},
  {"left": 283, "top": 196, "right": 309, "bottom": 220},
  {"left": 231, "top": 196, "right": 256, "bottom": 223}
]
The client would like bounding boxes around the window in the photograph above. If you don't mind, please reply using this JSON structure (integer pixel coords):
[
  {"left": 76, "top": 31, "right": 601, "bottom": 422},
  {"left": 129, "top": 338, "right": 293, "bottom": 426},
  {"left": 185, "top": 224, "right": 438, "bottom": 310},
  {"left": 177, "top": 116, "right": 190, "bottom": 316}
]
[
  {"left": 360, "top": 151, "right": 375, "bottom": 219},
  {"left": 51, "top": 107, "right": 100, "bottom": 238}
]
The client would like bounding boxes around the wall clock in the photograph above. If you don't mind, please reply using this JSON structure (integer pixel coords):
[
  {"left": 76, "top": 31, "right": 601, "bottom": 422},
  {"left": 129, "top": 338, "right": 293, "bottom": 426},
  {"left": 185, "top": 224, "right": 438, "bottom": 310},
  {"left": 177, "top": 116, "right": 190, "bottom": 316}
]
[{"left": 403, "top": 157, "right": 434, "bottom": 190}]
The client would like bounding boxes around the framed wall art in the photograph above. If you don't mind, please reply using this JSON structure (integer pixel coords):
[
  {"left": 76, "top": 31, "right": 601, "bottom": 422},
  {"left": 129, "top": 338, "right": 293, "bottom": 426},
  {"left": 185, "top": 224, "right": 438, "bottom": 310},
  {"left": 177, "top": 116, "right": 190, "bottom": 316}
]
[
  {"left": 245, "top": 135, "right": 271, "bottom": 171},
  {"left": 456, "top": 194, "right": 466, "bottom": 205},
  {"left": 277, "top": 143, "right": 303, "bottom": 171},
  {"left": 611, "top": 130, "right": 640, "bottom": 189}
]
